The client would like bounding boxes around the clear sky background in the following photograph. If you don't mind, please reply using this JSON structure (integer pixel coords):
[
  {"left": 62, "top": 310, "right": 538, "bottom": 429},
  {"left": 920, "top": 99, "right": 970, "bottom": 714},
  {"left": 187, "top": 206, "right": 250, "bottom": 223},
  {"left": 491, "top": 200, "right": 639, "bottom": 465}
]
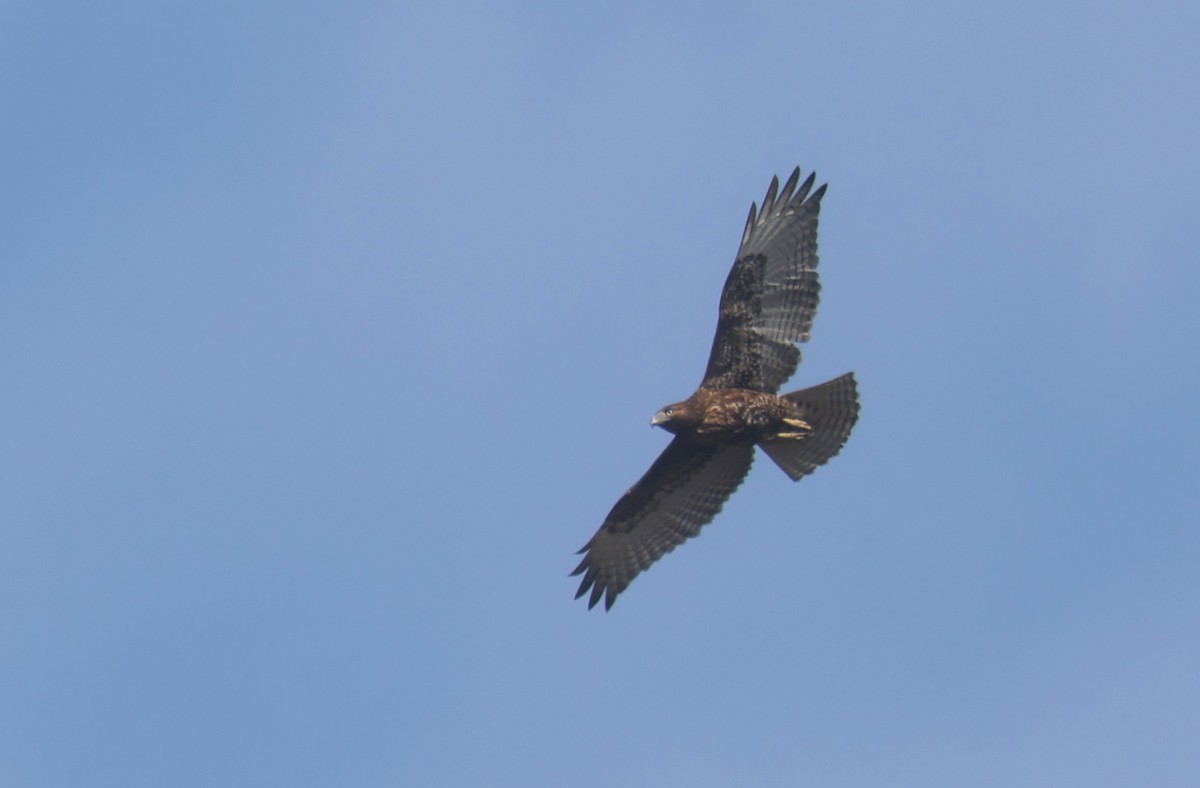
[{"left": 3, "top": 2, "right": 1198, "bottom": 786}]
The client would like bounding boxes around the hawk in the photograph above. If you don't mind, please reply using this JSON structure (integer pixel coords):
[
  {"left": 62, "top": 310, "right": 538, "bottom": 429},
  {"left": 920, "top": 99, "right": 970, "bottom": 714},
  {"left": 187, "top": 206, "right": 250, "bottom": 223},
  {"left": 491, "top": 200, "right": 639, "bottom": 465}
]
[{"left": 571, "top": 167, "right": 859, "bottom": 610}]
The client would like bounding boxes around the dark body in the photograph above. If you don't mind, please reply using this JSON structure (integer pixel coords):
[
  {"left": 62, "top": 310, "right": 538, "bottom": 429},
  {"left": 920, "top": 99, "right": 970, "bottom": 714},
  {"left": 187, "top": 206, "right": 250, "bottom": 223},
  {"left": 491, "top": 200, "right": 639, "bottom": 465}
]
[
  {"left": 652, "top": 388, "right": 809, "bottom": 445},
  {"left": 572, "top": 168, "right": 859, "bottom": 610}
]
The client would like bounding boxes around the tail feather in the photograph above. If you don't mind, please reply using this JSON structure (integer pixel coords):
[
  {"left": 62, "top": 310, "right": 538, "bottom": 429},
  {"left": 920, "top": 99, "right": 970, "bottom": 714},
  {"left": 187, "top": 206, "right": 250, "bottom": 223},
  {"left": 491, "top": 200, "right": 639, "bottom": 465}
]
[{"left": 759, "top": 372, "right": 859, "bottom": 481}]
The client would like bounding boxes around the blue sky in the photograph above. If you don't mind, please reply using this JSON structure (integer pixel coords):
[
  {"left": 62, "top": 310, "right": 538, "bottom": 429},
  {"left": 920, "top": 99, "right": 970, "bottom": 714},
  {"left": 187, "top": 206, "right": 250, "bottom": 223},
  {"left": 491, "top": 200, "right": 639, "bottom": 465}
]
[{"left": 3, "top": 2, "right": 1198, "bottom": 785}]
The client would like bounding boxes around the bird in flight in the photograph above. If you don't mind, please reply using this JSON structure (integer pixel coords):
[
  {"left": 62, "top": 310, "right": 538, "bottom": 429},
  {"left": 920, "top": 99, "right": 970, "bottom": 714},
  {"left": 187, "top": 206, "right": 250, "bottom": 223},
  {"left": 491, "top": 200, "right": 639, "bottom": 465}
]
[{"left": 571, "top": 167, "right": 859, "bottom": 610}]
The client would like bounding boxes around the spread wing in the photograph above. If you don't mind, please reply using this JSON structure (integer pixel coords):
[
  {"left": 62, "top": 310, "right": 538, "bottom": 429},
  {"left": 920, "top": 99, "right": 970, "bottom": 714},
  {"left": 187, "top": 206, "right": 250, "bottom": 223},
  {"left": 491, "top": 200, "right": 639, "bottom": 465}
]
[
  {"left": 571, "top": 438, "right": 755, "bottom": 610},
  {"left": 702, "top": 168, "right": 827, "bottom": 393}
]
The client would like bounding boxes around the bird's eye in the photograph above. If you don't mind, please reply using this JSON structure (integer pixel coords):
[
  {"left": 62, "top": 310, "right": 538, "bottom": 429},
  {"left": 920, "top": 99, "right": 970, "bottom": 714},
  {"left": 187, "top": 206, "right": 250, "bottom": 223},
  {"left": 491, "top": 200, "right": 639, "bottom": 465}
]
[{"left": 665, "top": 408, "right": 674, "bottom": 416}]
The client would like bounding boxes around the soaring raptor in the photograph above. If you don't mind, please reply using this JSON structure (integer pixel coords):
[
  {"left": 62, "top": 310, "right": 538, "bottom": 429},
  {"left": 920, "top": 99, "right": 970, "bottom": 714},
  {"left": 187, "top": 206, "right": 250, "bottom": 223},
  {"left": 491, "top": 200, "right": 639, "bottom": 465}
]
[{"left": 572, "top": 167, "right": 859, "bottom": 610}]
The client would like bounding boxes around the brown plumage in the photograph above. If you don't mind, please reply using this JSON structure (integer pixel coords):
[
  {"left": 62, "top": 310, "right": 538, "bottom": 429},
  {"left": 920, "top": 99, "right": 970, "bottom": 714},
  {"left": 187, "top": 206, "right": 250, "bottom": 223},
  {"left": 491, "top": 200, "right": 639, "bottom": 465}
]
[{"left": 572, "top": 167, "right": 859, "bottom": 610}]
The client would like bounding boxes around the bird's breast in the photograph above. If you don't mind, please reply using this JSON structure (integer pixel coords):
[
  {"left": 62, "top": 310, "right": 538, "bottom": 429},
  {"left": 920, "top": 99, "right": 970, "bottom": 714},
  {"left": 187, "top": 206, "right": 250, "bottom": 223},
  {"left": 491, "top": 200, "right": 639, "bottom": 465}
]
[{"left": 685, "top": 388, "right": 790, "bottom": 443}]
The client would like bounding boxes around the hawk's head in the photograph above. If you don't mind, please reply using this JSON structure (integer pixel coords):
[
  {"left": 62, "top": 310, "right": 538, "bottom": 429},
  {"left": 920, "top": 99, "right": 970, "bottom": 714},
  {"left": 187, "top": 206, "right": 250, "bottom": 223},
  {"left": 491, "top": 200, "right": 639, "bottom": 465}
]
[{"left": 651, "top": 400, "right": 699, "bottom": 434}]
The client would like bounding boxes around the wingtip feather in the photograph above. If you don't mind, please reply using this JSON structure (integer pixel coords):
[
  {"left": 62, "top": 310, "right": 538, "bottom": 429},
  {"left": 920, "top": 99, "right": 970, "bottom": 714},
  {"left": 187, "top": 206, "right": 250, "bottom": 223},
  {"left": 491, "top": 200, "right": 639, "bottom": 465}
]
[
  {"left": 778, "top": 167, "right": 801, "bottom": 207},
  {"left": 741, "top": 201, "right": 758, "bottom": 245},
  {"left": 760, "top": 174, "right": 781, "bottom": 217},
  {"left": 787, "top": 170, "right": 815, "bottom": 205}
]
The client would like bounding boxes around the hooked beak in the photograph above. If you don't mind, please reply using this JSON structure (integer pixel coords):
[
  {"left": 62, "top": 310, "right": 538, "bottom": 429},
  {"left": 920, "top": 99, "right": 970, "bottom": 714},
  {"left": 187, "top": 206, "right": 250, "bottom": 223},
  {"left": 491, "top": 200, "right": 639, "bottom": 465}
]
[{"left": 650, "top": 410, "right": 668, "bottom": 428}]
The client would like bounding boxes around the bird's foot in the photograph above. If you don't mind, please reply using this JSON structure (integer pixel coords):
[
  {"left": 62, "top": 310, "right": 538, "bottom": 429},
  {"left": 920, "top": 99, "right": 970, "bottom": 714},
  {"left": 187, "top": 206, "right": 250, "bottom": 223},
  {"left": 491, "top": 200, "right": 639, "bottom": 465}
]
[{"left": 768, "top": 418, "right": 812, "bottom": 441}]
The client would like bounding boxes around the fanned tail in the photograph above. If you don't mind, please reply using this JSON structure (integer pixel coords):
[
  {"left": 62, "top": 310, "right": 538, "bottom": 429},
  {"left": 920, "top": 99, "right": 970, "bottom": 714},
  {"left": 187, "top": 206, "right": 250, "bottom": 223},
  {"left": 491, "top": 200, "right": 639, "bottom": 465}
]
[{"left": 758, "top": 373, "right": 859, "bottom": 481}]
